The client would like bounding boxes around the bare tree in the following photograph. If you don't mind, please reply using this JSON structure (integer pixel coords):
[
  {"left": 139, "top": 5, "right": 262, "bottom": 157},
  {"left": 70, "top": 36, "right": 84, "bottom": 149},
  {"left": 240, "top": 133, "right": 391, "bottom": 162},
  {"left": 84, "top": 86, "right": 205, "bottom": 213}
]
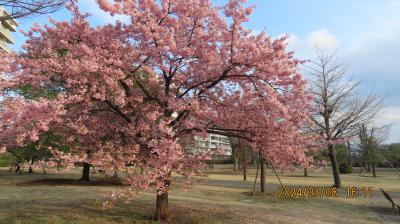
[
  {"left": 228, "top": 136, "right": 240, "bottom": 171},
  {"left": 306, "top": 49, "right": 383, "bottom": 187},
  {"left": 0, "top": 0, "right": 67, "bottom": 21},
  {"left": 228, "top": 136, "right": 252, "bottom": 181},
  {"left": 356, "top": 124, "right": 388, "bottom": 177}
]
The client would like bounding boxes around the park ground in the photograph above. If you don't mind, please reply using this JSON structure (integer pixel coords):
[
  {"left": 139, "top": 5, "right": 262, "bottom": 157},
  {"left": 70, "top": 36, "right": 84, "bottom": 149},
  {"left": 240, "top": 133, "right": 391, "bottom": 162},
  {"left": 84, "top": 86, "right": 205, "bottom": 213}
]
[{"left": 0, "top": 165, "right": 399, "bottom": 224}]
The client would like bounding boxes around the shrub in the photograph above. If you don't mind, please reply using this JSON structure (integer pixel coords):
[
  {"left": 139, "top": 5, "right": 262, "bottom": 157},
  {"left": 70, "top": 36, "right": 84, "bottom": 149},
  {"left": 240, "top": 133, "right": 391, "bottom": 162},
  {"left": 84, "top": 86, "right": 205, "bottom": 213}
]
[
  {"left": 0, "top": 153, "right": 12, "bottom": 167},
  {"left": 339, "top": 163, "right": 352, "bottom": 174}
]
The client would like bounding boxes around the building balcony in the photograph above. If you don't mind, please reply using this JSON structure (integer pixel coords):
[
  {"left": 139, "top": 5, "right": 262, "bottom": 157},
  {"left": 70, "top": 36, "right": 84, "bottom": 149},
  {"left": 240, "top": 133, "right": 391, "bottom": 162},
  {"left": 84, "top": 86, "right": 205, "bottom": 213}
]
[
  {"left": 0, "top": 39, "right": 10, "bottom": 52},
  {"left": 1, "top": 20, "right": 17, "bottom": 32},
  {"left": 0, "top": 7, "right": 18, "bottom": 32},
  {"left": 0, "top": 25, "right": 14, "bottom": 43}
]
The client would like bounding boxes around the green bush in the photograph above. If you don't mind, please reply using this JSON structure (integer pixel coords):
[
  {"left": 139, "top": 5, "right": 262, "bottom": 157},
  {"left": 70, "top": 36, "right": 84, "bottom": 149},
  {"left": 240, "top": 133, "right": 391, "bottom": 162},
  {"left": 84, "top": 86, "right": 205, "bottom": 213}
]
[
  {"left": 339, "top": 163, "right": 352, "bottom": 174},
  {"left": 0, "top": 153, "right": 12, "bottom": 167}
]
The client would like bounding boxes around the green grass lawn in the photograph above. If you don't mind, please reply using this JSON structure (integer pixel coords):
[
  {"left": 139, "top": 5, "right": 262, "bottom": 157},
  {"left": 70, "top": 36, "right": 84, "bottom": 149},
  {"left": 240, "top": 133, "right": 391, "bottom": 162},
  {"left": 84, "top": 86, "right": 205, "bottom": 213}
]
[{"left": 0, "top": 165, "right": 399, "bottom": 224}]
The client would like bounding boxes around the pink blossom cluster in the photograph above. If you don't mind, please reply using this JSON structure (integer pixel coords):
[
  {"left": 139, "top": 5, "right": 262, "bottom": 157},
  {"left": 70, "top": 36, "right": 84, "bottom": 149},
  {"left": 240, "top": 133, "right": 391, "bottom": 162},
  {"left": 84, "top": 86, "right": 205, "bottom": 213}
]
[
  {"left": 0, "top": 97, "right": 65, "bottom": 149},
  {"left": 0, "top": 0, "right": 321, "bottom": 202}
]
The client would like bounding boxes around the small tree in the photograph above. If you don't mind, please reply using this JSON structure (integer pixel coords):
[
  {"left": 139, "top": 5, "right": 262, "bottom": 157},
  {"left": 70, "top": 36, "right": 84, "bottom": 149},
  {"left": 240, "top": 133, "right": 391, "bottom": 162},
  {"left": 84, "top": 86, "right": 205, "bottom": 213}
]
[
  {"left": 381, "top": 143, "right": 400, "bottom": 168},
  {"left": 240, "top": 144, "right": 252, "bottom": 181},
  {"left": 356, "top": 124, "right": 387, "bottom": 177},
  {"left": 228, "top": 136, "right": 252, "bottom": 181},
  {"left": 228, "top": 136, "right": 240, "bottom": 171},
  {"left": 6, "top": 130, "right": 69, "bottom": 174}
]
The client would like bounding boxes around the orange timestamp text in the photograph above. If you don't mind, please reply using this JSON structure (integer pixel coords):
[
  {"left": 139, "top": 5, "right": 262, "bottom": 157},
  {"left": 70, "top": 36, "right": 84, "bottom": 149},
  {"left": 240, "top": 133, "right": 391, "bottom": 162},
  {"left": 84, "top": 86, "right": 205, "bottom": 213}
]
[
  {"left": 345, "top": 187, "right": 373, "bottom": 198},
  {"left": 277, "top": 186, "right": 338, "bottom": 198},
  {"left": 276, "top": 186, "right": 374, "bottom": 198}
]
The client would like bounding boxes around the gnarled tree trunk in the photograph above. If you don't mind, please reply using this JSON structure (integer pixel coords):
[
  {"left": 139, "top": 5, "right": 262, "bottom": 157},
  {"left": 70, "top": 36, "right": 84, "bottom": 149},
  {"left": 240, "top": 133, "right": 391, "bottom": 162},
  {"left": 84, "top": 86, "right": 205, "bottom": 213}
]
[{"left": 155, "top": 178, "right": 171, "bottom": 223}]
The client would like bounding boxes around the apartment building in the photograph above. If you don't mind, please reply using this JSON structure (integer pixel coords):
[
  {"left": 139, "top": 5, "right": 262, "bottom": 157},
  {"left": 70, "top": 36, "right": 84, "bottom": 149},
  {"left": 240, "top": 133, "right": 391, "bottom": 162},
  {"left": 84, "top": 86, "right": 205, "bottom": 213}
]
[
  {"left": 0, "top": 7, "right": 18, "bottom": 52},
  {"left": 192, "top": 133, "right": 232, "bottom": 160},
  {"left": 171, "top": 111, "right": 232, "bottom": 160}
]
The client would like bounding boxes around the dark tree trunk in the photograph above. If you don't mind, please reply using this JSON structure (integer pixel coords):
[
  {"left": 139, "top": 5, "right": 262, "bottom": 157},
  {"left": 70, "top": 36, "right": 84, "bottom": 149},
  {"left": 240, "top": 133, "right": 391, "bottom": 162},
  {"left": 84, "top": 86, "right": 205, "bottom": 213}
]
[
  {"left": 251, "top": 153, "right": 257, "bottom": 167},
  {"left": 367, "top": 162, "right": 371, "bottom": 172},
  {"left": 260, "top": 152, "right": 266, "bottom": 193},
  {"left": 304, "top": 168, "right": 308, "bottom": 177},
  {"left": 243, "top": 148, "right": 247, "bottom": 181},
  {"left": 15, "top": 163, "right": 22, "bottom": 175},
  {"left": 113, "top": 170, "right": 118, "bottom": 178},
  {"left": 328, "top": 144, "right": 341, "bottom": 188},
  {"left": 208, "top": 161, "right": 213, "bottom": 169},
  {"left": 243, "top": 165, "right": 247, "bottom": 181},
  {"left": 372, "top": 163, "right": 377, "bottom": 177},
  {"left": 233, "top": 151, "right": 239, "bottom": 171},
  {"left": 79, "top": 162, "right": 91, "bottom": 181},
  {"left": 28, "top": 166, "right": 33, "bottom": 174},
  {"left": 347, "top": 142, "right": 352, "bottom": 166},
  {"left": 28, "top": 158, "right": 34, "bottom": 174},
  {"left": 252, "top": 159, "right": 260, "bottom": 196},
  {"left": 155, "top": 179, "right": 171, "bottom": 223}
]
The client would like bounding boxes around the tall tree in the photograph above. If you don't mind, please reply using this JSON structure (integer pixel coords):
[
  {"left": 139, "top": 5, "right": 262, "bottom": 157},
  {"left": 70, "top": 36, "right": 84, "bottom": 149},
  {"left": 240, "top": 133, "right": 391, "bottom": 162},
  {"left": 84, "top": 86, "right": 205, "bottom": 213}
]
[
  {"left": 0, "top": 0, "right": 67, "bottom": 21},
  {"left": 1, "top": 1, "right": 317, "bottom": 222},
  {"left": 306, "top": 50, "right": 383, "bottom": 187}
]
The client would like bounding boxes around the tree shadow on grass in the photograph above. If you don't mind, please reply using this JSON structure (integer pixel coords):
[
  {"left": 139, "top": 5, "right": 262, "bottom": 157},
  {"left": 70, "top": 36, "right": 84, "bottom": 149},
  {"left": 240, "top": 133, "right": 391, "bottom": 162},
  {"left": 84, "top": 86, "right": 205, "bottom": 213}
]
[
  {"left": 0, "top": 199, "right": 157, "bottom": 224},
  {"left": 0, "top": 194, "right": 233, "bottom": 224},
  {"left": 17, "top": 177, "right": 127, "bottom": 187},
  {"left": 364, "top": 205, "right": 400, "bottom": 223},
  {"left": 283, "top": 175, "right": 326, "bottom": 179}
]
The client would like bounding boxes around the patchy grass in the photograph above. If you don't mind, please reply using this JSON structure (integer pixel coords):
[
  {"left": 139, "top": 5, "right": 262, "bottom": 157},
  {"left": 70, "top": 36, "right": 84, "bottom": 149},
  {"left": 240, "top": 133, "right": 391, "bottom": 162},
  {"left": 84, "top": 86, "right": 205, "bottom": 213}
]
[{"left": 0, "top": 165, "right": 399, "bottom": 223}]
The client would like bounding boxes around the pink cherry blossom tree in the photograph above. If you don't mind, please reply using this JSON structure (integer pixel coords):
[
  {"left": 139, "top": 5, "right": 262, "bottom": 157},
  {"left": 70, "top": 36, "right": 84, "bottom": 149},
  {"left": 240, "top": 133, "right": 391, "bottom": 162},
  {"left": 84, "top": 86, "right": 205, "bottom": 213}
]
[{"left": 1, "top": 0, "right": 318, "bottom": 222}]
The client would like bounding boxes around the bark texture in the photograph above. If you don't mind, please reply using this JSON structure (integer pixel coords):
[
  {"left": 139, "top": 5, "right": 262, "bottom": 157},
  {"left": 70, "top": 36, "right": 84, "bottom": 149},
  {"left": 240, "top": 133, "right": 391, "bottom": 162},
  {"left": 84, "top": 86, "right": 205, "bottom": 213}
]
[{"left": 328, "top": 144, "right": 341, "bottom": 187}]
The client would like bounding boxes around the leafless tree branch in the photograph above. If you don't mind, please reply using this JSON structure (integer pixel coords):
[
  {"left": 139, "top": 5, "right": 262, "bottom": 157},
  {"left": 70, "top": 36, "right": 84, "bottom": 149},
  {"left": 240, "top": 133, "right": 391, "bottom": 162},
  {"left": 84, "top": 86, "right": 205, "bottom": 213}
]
[{"left": 0, "top": 0, "right": 67, "bottom": 21}]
